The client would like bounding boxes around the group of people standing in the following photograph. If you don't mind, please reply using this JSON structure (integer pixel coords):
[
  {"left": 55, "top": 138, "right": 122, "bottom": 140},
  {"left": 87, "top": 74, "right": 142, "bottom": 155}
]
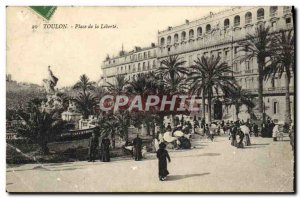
[{"left": 88, "top": 132, "right": 111, "bottom": 162}]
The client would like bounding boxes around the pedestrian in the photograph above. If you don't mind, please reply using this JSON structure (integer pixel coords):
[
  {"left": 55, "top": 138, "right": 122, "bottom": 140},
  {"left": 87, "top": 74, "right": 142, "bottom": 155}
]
[
  {"left": 100, "top": 135, "right": 111, "bottom": 162},
  {"left": 253, "top": 123, "right": 259, "bottom": 137},
  {"left": 230, "top": 125, "right": 238, "bottom": 147},
  {"left": 236, "top": 127, "right": 245, "bottom": 148},
  {"left": 88, "top": 132, "right": 99, "bottom": 162},
  {"left": 133, "top": 134, "right": 143, "bottom": 161},
  {"left": 156, "top": 142, "right": 171, "bottom": 181},
  {"left": 272, "top": 124, "right": 279, "bottom": 141}
]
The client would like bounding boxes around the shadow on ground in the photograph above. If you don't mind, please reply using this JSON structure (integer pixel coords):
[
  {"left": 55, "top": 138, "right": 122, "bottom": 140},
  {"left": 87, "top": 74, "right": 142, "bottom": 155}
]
[{"left": 167, "top": 172, "right": 210, "bottom": 181}]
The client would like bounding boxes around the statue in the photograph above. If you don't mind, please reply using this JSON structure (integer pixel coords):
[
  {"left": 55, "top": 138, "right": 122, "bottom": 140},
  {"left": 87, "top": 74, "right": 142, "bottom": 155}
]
[
  {"left": 43, "top": 66, "right": 58, "bottom": 94},
  {"left": 41, "top": 66, "right": 63, "bottom": 113}
]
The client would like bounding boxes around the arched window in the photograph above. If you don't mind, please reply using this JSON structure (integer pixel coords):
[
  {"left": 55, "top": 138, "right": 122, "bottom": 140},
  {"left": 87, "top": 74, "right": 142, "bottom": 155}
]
[
  {"left": 257, "top": 8, "right": 264, "bottom": 20},
  {"left": 206, "top": 24, "right": 211, "bottom": 33},
  {"left": 270, "top": 6, "right": 278, "bottom": 17},
  {"left": 153, "top": 60, "right": 156, "bottom": 68},
  {"left": 174, "top": 34, "right": 179, "bottom": 43},
  {"left": 167, "top": 36, "right": 171, "bottom": 45},
  {"left": 181, "top": 31, "right": 186, "bottom": 41},
  {"left": 138, "top": 63, "right": 141, "bottom": 71},
  {"left": 234, "top": 15, "right": 240, "bottom": 27},
  {"left": 160, "top": 37, "right": 165, "bottom": 46},
  {"left": 143, "top": 62, "right": 146, "bottom": 70},
  {"left": 224, "top": 19, "right": 230, "bottom": 29},
  {"left": 147, "top": 61, "right": 150, "bottom": 70},
  {"left": 197, "top": 27, "right": 202, "bottom": 36},
  {"left": 245, "top": 12, "right": 252, "bottom": 24},
  {"left": 189, "top": 29, "right": 194, "bottom": 39}
]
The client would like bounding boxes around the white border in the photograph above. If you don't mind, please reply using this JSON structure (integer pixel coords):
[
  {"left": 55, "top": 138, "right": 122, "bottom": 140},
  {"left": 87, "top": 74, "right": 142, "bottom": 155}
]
[{"left": 1, "top": 0, "right": 299, "bottom": 197}]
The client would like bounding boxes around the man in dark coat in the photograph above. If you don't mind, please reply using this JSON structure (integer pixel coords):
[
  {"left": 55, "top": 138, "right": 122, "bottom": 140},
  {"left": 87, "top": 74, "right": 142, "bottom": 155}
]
[
  {"left": 88, "top": 132, "right": 99, "bottom": 162},
  {"left": 157, "top": 142, "right": 171, "bottom": 181},
  {"left": 253, "top": 123, "right": 259, "bottom": 137},
  {"left": 133, "top": 134, "right": 143, "bottom": 161},
  {"left": 230, "top": 125, "right": 238, "bottom": 146},
  {"left": 100, "top": 136, "right": 111, "bottom": 162}
]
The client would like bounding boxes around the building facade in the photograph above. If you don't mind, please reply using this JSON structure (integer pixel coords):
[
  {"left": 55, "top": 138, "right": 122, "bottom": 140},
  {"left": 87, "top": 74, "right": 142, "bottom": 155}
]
[
  {"left": 101, "top": 6, "right": 294, "bottom": 122},
  {"left": 101, "top": 43, "right": 158, "bottom": 85}
]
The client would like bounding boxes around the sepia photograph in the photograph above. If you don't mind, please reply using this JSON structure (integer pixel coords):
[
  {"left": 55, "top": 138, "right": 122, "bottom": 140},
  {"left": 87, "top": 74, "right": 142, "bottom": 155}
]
[{"left": 6, "top": 5, "right": 295, "bottom": 193}]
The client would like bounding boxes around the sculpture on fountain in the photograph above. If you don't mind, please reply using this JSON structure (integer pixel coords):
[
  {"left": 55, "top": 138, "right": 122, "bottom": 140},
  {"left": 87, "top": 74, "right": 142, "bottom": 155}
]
[{"left": 41, "top": 66, "right": 63, "bottom": 113}]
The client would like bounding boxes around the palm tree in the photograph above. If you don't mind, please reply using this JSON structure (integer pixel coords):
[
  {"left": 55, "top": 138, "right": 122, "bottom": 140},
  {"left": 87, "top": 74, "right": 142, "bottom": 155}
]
[
  {"left": 73, "top": 74, "right": 97, "bottom": 119},
  {"left": 264, "top": 29, "right": 294, "bottom": 125},
  {"left": 73, "top": 74, "right": 96, "bottom": 97},
  {"left": 187, "top": 55, "right": 237, "bottom": 123},
  {"left": 106, "top": 74, "right": 128, "bottom": 96},
  {"left": 237, "top": 25, "right": 274, "bottom": 123},
  {"left": 16, "top": 106, "right": 66, "bottom": 154},
  {"left": 224, "top": 86, "right": 255, "bottom": 120},
  {"left": 157, "top": 55, "right": 188, "bottom": 93},
  {"left": 157, "top": 55, "right": 188, "bottom": 126}
]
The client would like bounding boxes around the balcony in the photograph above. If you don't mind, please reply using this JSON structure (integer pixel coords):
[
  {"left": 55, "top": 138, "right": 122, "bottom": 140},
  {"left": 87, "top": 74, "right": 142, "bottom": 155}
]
[{"left": 234, "top": 22, "right": 240, "bottom": 27}]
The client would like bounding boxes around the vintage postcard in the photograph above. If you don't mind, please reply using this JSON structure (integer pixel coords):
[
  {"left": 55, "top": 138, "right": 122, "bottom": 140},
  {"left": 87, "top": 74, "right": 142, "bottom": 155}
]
[{"left": 6, "top": 6, "right": 295, "bottom": 193}]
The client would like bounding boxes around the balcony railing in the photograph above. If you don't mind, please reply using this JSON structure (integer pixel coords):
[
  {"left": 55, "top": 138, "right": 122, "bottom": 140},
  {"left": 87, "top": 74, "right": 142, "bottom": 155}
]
[{"left": 234, "top": 22, "right": 240, "bottom": 27}]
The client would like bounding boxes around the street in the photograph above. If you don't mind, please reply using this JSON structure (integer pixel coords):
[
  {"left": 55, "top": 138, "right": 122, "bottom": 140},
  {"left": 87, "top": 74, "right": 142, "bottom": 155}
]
[{"left": 6, "top": 134, "right": 294, "bottom": 192}]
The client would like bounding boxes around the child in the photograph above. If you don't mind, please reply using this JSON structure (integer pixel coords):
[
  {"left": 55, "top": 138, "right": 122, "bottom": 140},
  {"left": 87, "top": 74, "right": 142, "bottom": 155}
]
[{"left": 156, "top": 142, "right": 171, "bottom": 181}]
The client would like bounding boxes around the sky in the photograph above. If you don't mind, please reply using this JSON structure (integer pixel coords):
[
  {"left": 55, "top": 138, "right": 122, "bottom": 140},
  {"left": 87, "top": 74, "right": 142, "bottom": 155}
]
[{"left": 6, "top": 6, "right": 225, "bottom": 87}]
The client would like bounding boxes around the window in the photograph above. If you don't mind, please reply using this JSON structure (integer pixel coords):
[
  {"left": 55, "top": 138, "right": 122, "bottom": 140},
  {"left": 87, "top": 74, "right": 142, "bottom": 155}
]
[
  {"left": 224, "top": 19, "right": 230, "bottom": 29},
  {"left": 233, "top": 62, "right": 238, "bottom": 72},
  {"left": 138, "top": 63, "right": 141, "bottom": 71},
  {"left": 218, "top": 51, "right": 222, "bottom": 58},
  {"left": 174, "top": 34, "right": 179, "bottom": 42},
  {"left": 144, "top": 52, "right": 147, "bottom": 59},
  {"left": 245, "top": 12, "right": 252, "bottom": 24},
  {"left": 234, "top": 47, "right": 239, "bottom": 55},
  {"left": 245, "top": 61, "right": 250, "bottom": 71},
  {"left": 181, "top": 31, "right": 186, "bottom": 41},
  {"left": 271, "top": 21, "right": 277, "bottom": 30},
  {"left": 197, "top": 27, "right": 202, "bottom": 36},
  {"left": 160, "top": 37, "right": 165, "bottom": 46},
  {"left": 273, "top": 101, "right": 278, "bottom": 114},
  {"left": 234, "top": 15, "right": 240, "bottom": 27},
  {"left": 225, "top": 50, "right": 229, "bottom": 60},
  {"left": 153, "top": 60, "right": 156, "bottom": 68},
  {"left": 147, "top": 61, "right": 150, "bottom": 70},
  {"left": 143, "top": 62, "right": 146, "bottom": 70},
  {"left": 270, "top": 6, "right": 278, "bottom": 17},
  {"left": 271, "top": 78, "right": 275, "bottom": 88},
  {"left": 206, "top": 24, "right": 211, "bottom": 33},
  {"left": 286, "top": 18, "right": 292, "bottom": 28},
  {"left": 128, "top": 65, "right": 131, "bottom": 71},
  {"left": 189, "top": 29, "right": 194, "bottom": 39},
  {"left": 167, "top": 36, "right": 171, "bottom": 45},
  {"left": 257, "top": 8, "right": 264, "bottom": 20},
  {"left": 148, "top": 51, "right": 151, "bottom": 57}
]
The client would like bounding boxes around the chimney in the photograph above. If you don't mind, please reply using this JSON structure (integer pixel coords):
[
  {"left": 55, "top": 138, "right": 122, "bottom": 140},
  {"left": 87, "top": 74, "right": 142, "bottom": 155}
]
[
  {"left": 168, "top": 26, "right": 172, "bottom": 30},
  {"left": 151, "top": 43, "right": 156, "bottom": 47},
  {"left": 185, "top": 19, "right": 189, "bottom": 24}
]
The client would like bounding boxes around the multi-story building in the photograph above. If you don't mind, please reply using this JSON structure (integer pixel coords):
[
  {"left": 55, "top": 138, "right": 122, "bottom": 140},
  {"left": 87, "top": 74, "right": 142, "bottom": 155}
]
[
  {"left": 101, "top": 43, "right": 158, "bottom": 85},
  {"left": 101, "top": 6, "right": 294, "bottom": 122}
]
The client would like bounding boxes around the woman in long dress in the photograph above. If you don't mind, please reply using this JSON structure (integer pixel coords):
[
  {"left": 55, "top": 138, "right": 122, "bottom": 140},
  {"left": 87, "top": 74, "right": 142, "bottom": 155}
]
[
  {"left": 156, "top": 142, "right": 171, "bottom": 181},
  {"left": 100, "top": 136, "right": 111, "bottom": 162}
]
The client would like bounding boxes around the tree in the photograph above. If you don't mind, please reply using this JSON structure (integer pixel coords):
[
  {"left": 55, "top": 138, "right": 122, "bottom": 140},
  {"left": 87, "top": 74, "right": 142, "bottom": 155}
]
[
  {"left": 157, "top": 55, "right": 188, "bottom": 126},
  {"left": 264, "top": 29, "right": 294, "bottom": 125},
  {"left": 187, "top": 55, "right": 237, "bottom": 123},
  {"left": 224, "top": 86, "right": 255, "bottom": 120},
  {"left": 16, "top": 101, "right": 67, "bottom": 154},
  {"left": 238, "top": 25, "right": 273, "bottom": 123},
  {"left": 157, "top": 55, "right": 188, "bottom": 93},
  {"left": 106, "top": 74, "right": 128, "bottom": 96},
  {"left": 73, "top": 74, "right": 97, "bottom": 118}
]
